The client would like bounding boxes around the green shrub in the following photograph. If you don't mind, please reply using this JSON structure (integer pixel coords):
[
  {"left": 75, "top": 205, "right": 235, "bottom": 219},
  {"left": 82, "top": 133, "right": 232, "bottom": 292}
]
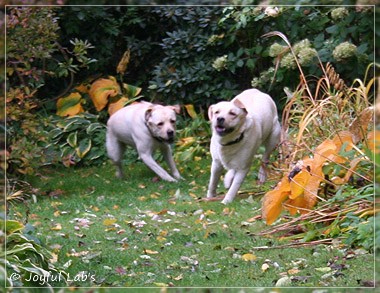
[
  {"left": 47, "top": 113, "right": 107, "bottom": 167},
  {"left": 1, "top": 219, "right": 68, "bottom": 288}
]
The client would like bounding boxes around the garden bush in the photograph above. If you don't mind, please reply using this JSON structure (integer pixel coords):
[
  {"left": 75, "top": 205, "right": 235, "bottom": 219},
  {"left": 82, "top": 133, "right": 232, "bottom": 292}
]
[{"left": 5, "top": 4, "right": 375, "bottom": 173}]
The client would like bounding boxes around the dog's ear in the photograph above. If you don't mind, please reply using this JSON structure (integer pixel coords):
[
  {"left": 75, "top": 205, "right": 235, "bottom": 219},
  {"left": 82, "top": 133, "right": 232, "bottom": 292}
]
[
  {"left": 145, "top": 107, "right": 154, "bottom": 122},
  {"left": 169, "top": 105, "right": 181, "bottom": 114},
  {"left": 208, "top": 105, "right": 215, "bottom": 121},
  {"left": 233, "top": 99, "right": 248, "bottom": 114}
]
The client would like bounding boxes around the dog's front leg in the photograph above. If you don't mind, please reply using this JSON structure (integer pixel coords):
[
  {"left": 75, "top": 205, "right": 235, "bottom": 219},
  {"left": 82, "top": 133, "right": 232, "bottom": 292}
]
[
  {"left": 207, "top": 160, "right": 224, "bottom": 198},
  {"left": 221, "top": 169, "right": 249, "bottom": 204},
  {"left": 139, "top": 152, "right": 177, "bottom": 182},
  {"left": 160, "top": 144, "right": 182, "bottom": 180}
]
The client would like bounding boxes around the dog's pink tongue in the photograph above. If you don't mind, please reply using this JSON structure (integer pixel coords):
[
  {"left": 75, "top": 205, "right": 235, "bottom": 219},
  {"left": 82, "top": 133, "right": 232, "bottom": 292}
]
[{"left": 216, "top": 126, "right": 225, "bottom": 134}]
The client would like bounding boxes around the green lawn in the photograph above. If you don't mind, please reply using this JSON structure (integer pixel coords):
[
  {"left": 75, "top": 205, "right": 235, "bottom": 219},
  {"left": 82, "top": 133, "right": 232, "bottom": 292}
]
[{"left": 8, "top": 157, "right": 375, "bottom": 289}]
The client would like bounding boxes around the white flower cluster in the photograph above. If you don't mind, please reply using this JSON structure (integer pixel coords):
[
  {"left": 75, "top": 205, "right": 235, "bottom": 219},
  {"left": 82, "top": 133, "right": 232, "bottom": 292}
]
[
  {"left": 333, "top": 42, "right": 357, "bottom": 61},
  {"left": 269, "top": 39, "right": 318, "bottom": 70},
  {"left": 212, "top": 55, "right": 228, "bottom": 71},
  {"left": 331, "top": 8, "right": 349, "bottom": 21}
]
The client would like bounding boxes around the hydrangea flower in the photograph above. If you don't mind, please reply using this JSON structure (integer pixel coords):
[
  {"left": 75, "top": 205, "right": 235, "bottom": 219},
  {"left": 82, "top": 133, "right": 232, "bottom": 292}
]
[
  {"left": 298, "top": 47, "right": 318, "bottom": 66},
  {"left": 333, "top": 42, "right": 357, "bottom": 61},
  {"left": 331, "top": 8, "right": 349, "bottom": 21},
  {"left": 212, "top": 55, "right": 228, "bottom": 71},
  {"left": 269, "top": 43, "right": 287, "bottom": 57},
  {"left": 280, "top": 53, "right": 297, "bottom": 69}
]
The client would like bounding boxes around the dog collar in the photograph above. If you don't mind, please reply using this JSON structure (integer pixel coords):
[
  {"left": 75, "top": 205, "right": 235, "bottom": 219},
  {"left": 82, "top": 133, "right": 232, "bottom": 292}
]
[{"left": 221, "top": 131, "right": 245, "bottom": 146}]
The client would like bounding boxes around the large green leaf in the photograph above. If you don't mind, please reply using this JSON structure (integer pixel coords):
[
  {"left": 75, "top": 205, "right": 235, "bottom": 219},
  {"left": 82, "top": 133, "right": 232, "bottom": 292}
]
[
  {"left": 66, "top": 131, "right": 78, "bottom": 147},
  {"left": 76, "top": 139, "right": 92, "bottom": 158},
  {"left": 0, "top": 220, "right": 24, "bottom": 234}
]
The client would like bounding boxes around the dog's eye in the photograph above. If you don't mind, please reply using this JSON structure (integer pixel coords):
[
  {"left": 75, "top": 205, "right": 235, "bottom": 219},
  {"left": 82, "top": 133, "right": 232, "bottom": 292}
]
[
  {"left": 214, "top": 110, "right": 220, "bottom": 114},
  {"left": 157, "top": 122, "right": 164, "bottom": 127},
  {"left": 170, "top": 119, "right": 176, "bottom": 124},
  {"left": 229, "top": 111, "right": 237, "bottom": 117}
]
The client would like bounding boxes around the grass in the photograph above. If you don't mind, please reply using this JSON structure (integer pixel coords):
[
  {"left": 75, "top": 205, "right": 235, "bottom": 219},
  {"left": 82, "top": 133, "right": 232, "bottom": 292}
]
[{"left": 8, "top": 156, "right": 375, "bottom": 289}]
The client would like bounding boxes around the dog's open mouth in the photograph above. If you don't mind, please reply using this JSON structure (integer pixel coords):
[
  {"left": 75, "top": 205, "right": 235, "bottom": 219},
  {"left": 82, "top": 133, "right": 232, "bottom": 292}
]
[{"left": 215, "top": 125, "right": 233, "bottom": 136}]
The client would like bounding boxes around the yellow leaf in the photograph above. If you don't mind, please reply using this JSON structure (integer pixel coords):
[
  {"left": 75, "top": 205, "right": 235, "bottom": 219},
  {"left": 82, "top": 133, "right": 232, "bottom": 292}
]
[
  {"left": 144, "top": 249, "right": 159, "bottom": 254},
  {"left": 75, "top": 83, "right": 90, "bottom": 94},
  {"left": 314, "top": 139, "right": 337, "bottom": 167},
  {"left": 261, "top": 176, "right": 291, "bottom": 225},
  {"left": 304, "top": 175, "right": 321, "bottom": 209},
  {"left": 242, "top": 253, "right": 257, "bottom": 261},
  {"left": 288, "top": 268, "right": 300, "bottom": 275},
  {"left": 184, "top": 104, "right": 198, "bottom": 119},
  {"left": 56, "top": 92, "right": 84, "bottom": 117},
  {"left": 53, "top": 210, "right": 60, "bottom": 217},
  {"left": 204, "top": 210, "right": 215, "bottom": 216},
  {"left": 284, "top": 196, "right": 308, "bottom": 215},
  {"left": 173, "top": 273, "right": 183, "bottom": 281},
  {"left": 159, "top": 230, "right": 168, "bottom": 237},
  {"left": 116, "top": 49, "right": 131, "bottom": 75},
  {"left": 367, "top": 130, "right": 380, "bottom": 154},
  {"left": 103, "top": 218, "right": 117, "bottom": 226},
  {"left": 89, "top": 77, "right": 121, "bottom": 111},
  {"left": 51, "top": 223, "right": 62, "bottom": 231},
  {"left": 156, "top": 236, "right": 167, "bottom": 242},
  {"left": 108, "top": 96, "right": 129, "bottom": 116},
  {"left": 289, "top": 170, "right": 311, "bottom": 199}
]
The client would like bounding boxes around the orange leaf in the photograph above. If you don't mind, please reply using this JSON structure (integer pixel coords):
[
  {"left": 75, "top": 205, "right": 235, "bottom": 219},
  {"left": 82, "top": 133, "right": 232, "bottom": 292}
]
[
  {"left": 367, "top": 130, "right": 380, "bottom": 154},
  {"left": 261, "top": 176, "right": 291, "bottom": 225},
  {"left": 304, "top": 175, "right": 321, "bottom": 209},
  {"left": 314, "top": 139, "right": 336, "bottom": 167},
  {"left": 89, "top": 77, "right": 121, "bottom": 111},
  {"left": 289, "top": 170, "right": 311, "bottom": 199},
  {"left": 332, "top": 131, "right": 354, "bottom": 152},
  {"left": 56, "top": 92, "right": 84, "bottom": 117},
  {"left": 108, "top": 96, "right": 129, "bottom": 116},
  {"left": 284, "top": 196, "right": 304, "bottom": 215}
]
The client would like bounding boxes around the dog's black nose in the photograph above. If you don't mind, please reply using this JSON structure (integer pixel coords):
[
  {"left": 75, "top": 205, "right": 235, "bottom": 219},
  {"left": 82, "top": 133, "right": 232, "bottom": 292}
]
[
  {"left": 217, "top": 117, "right": 225, "bottom": 124},
  {"left": 167, "top": 130, "right": 174, "bottom": 138}
]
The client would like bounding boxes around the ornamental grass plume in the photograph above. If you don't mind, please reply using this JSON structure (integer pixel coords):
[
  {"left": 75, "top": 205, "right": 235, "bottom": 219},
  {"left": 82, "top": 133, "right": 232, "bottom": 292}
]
[{"left": 333, "top": 42, "right": 357, "bottom": 61}]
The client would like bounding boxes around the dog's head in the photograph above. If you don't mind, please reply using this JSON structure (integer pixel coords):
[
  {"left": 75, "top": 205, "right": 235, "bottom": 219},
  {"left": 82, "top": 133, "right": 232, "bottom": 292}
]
[
  {"left": 145, "top": 104, "right": 180, "bottom": 143},
  {"left": 208, "top": 99, "right": 247, "bottom": 136}
]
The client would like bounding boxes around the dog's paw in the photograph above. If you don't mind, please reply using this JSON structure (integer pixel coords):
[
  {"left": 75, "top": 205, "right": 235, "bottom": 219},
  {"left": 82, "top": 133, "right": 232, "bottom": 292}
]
[{"left": 221, "top": 197, "right": 233, "bottom": 204}]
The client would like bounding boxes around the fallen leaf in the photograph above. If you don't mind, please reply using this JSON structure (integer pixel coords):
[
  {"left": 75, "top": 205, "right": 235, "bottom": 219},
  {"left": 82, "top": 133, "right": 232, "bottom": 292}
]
[
  {"left": 241, "top": 253, "right": 256, "bottom": 262},
  {"left": 261, "top": 263, "right": 270, "bottom": 272},
  {"left": 275, "top": 276, "right": 292, "bottom": 287},
  {"left": 288, "top": 268, "right": 300, "bottom": 275},
  {"left": 144, "top": 249, "right": 159, "bottom": 255},
  {"left": 103, "top": 218, "right": 117, "bottom": 226},
  {"left": 51, "top": 223, "right": 62, "bottom": 231}
]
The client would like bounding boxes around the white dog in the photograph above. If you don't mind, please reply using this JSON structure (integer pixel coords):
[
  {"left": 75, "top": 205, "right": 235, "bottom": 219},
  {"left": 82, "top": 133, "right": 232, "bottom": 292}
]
[
  {"left": 106, "top": 101, "right": 181, "bottom": 182},
  {"left": 206, "top": 89, "right": 281, "bottom": 204}
]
